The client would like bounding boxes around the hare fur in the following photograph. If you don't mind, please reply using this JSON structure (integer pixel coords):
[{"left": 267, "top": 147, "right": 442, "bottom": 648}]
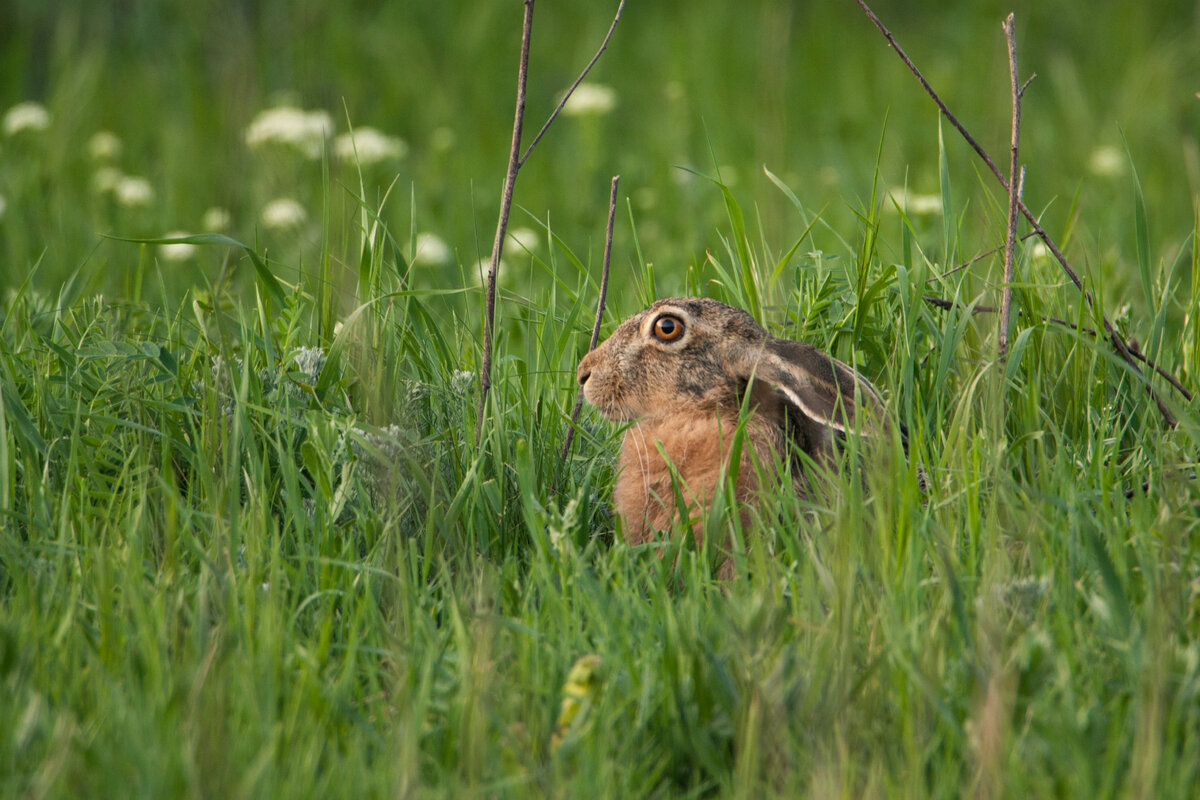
[{"left": 576, "top": 297, "right": 888, "bottom": 559}]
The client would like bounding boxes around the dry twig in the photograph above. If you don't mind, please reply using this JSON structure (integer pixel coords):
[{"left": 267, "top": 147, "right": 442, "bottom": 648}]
[
  {"left": 928, "top": 232, "right": 1038, "bottom": 283},
  {"left": 475, "top": 0, "right": 628, "bottom": 445},
  {"left": 922, "top": 295, "right": 1194, "bottom": 402},
  {"left": 560, "top": 175, "right": 621, "bottom": 467},
  {"left": 476, "top": 0, "right": 534, "bottom": 446},
  {"left": 855, "top": 0, "right": 1179, "bottom": 426},
  {"left": 998, "top": 14, "right": 1029, "bottom": 358}
]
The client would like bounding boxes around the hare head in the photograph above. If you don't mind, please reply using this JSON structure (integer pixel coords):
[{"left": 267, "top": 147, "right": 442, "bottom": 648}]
[{"left": 576, "top": 297, "right": 890, "bottom": 563}]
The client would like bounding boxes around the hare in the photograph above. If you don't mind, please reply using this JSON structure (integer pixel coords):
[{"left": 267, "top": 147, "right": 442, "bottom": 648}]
[{"left": 576, "top": 297, "right": 892, "bottom": 565}]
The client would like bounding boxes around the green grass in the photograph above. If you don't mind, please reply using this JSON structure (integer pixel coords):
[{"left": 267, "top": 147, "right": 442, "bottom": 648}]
[{"left": 3, "top": 1, "right": 1200, "bottom": 797}]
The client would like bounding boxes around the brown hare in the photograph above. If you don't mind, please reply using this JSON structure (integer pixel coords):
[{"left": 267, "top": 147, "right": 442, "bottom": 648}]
[{"left": 576, "top": 297, "right": 893, "bottom": 568}]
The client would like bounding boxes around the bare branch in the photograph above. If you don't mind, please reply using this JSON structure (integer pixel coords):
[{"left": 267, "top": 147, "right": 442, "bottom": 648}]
[
  {"left": 1125, "top": 340, "right": 1195, "bottom": 403},
  {"left": 855, "top": 0, "right": 1180, "bottom": 427},
  {"left": 475, "top": 0, "right": 627, "bottom": 446},
  {"left": 924, "top": 296, "right": 1194, "bottom": 403},
  {"left": 998, "top": 13, "right": 1022, "bottom": 358},
  {"left": 590, "top": 176, "right": 620, "bottom": 351},
  {"left": 928, "top": 232, "right": 1039, "bottom": 283},
  {"left": 561, "top": 175, "right": 620, "bottom": 467},
  {"left": 521, "top": 0, "right": 627, "bottom": 167},
  {"left": 923, "top": 295, "right": 997, "bottom": 314},
  {"left": 476, "top": 0, "right": 535, "bottom": 446}
]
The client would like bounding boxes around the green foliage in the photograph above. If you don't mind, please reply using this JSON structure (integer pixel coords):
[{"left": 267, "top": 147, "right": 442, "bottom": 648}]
[{"left": 2, "top": 1, "right": 1200, "bottom": 797}]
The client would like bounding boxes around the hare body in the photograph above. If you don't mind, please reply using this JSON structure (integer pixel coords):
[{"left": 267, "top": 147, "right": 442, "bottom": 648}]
[
  {"left": 577, "top": 297, "right": 887, "bottom": 555},
  {"left": 613, "top": 404, "right": 787, "bottom": 547}
]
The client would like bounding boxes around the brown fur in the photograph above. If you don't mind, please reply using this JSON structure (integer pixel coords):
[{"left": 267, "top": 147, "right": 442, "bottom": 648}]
[
  {"left": 577, "top": 297, "right": 888, "bottom": 571},
  {"left": 614, "top": 405, "right": 785, "bottom": 547}
]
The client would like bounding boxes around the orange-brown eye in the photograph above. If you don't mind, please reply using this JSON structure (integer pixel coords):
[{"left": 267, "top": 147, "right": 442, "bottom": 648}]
[{"left": 652, "top": 314, "right": 684, "bottom": 342}]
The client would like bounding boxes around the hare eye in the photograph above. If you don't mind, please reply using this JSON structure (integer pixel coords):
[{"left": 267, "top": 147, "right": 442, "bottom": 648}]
[{"left": 652, "top": 314, "right": 684, "bottom": 342}]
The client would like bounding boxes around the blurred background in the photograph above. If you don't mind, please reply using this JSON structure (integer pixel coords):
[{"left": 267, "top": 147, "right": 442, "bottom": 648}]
[{"left": 0, "top": 0, "right": 1197, "bottom": 309}]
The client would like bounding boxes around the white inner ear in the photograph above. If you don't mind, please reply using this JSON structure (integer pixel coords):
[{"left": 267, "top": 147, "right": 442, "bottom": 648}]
[
  {"left": 761, "top": 343, "right": 885, "bottom": 435},
  {"left": 773, "top": 383, "right": 850, "bottom": 433},
  {"left": 744, "top": 350, "right": 852, "bottom": 434}
]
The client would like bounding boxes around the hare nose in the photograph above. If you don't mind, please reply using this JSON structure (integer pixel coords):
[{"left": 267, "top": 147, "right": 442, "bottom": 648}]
[{"left": 577, "top": 350, "right": 597, "bottom": 385}]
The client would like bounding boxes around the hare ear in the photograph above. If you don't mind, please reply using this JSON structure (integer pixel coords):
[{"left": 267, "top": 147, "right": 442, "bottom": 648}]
[{"left": 742, "top": 338, "right": 884, "bottom": 435}]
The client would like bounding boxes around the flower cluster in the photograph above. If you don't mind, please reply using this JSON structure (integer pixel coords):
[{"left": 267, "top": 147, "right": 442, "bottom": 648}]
[
  {"left": 2, "top": 101, "right": 50, "bottom": 136},
  {"left": 158, "top": 231, "right": 197, "bottom": 262},
  {"left": 291, "top": 347, "right": 327, "bottom": 383},
  {"left": 87, "top": 130, "right": 122, "bottom": 161},
  {"left": 245, "top": 106, "right": 333, "bottom": 160},
  {"left": 333, "top": 127, "right": 407, "bottom": 166},
  {"left": 260, "top": 197, "right": 307, "bottom": 230},
  {"left": 886, "top": 188, "right": 943, "bottom": 216},
  {"left": 412, "top": 232, "right": 451, "bottom": 265},
  {"left": 1087, "top": 145, "right": 1125, "bottom": 178},
  {"left": 561, "top": 83, "right": 617, "bottom": 117},
  {"left": 92, "top": 166, "right": 156, "bottom": 208},
  {"left": 241, "top": 103, "right": 410, "bottom": 237},
  {"left": 244, "top": 105, "right": 409, "bottom": 168}
]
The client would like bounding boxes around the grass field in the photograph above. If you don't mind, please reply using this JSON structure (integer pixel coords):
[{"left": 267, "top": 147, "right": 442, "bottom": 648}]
[{"left": 2, "top": 1, "right": 1200, "bottom": 797}]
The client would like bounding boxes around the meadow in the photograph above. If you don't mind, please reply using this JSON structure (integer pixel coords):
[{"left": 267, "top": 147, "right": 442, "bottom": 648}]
[{"left": 2, "top": 0, "right": 1199, "bottom": 796}]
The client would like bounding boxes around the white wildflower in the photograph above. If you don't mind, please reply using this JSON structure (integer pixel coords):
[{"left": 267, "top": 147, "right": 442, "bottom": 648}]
[
  {"left": 3, "top": 102, "right": 50, "bottom": 136},
  {"left": 333, "top": 127, "right": 407, "bottom": 165},
  {"left": 405, "top": 380, "right": 430, "bottom": 402},
  {"left": 115, "top": 176, "right": 155, "bottom": 207},
  {"left": 1088, "top": 145, "right": 1125, "bottom": 178},
  {"left": 244, "top": 105, "right": 332, "bottom": 159},
  {"left": 87, "top": 130, "right": 122, "bottom": 161},
  {"left": 91, "top": 167, "right": 124, "bottom": 195},
  {"left": 291, "top": 347, "right": 326, "bottom": 380},
  {"left": 159, "top": 231, "right": 197, "bottom": 261},
  {"left": 260, "top": 197, "right": 307, "bottom": 230},
  {"left": 412, "top": 232, "right": 451, "bottom": 265},
  {"left": 202, "top": 207, "right": 231, "bottom": 231},
  {"left": 451, "top": 369, "right": 475, "bottom": 393},
  {"left": 887, "top": 188, "right": 942, "bottom": 216},
  {"left": 561, "top": 83, "right": 617, "bottom": 117},
  {"left": 908, "top": 195, "right": 943, "bottom": 215},
  {"left": 351, "top": 423, "right": 410, "bottom": 463},
  {"left": 1030, "top": 241, "right": 1050, "bottom": 261},
  {"left": 506, "top": 226, "right": 540, "bottom": 252}
]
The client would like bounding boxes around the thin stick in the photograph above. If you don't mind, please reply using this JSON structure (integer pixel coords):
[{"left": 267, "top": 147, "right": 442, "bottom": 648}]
[
  {"left": 923, "top": 296, "right": 997, "bottom": 314},
  {"left": 1127, "top": 341, "right": 1195, "bottom": 402},
  {"left": 998, "top": 13, "right": 1022, "bottom": 358},
  {"left": 476, "top": 0, "right": 535, "bottom": 446},
  {"left": 475, "top": 0, "right": 628, "bottom": 446},
  {"left": 930, "top": 232, "right": 1039, "bottom": 284},
  {"left": 923, "top": 295, "right": 1194, "bottom": 402},
  {"left": 521, "top": 0, "right": 627, "bottom": 168},
  {"left": 855, "top": 0, "right": 1178, "bottom": 427},
  {"left": 561, "top": 175, "right": 620, "bottom": 466}
]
